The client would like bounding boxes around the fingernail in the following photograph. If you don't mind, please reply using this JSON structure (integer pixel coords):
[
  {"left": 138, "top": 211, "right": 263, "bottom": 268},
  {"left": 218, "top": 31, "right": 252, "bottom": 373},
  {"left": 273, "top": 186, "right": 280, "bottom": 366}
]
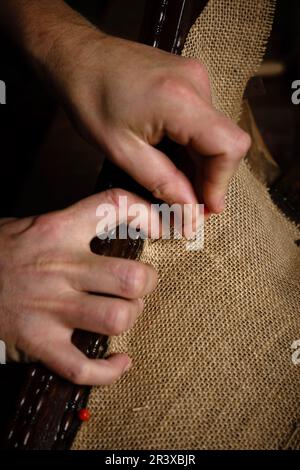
[
  {"left": 184, "top": 224, "right": 194, "bottom": 240},
  {"left": 146, "top": 268, "right": 158, "bottom": 294},
  {"left": 183, "top": 204, "right": 200, "bottom": 239},
  {"left": 138, "top": 297, "right": 144, "bottom": 312},
  {"left": 204, "top": 206, "right": 210, "bottom": 216},
  {"left": 217, "top": 196, "right": 226, "bottom": 213},
  {"left": 123, "top": 360, "right": 132, "bottom": 373},
  {"left": 194, "top": 204, "right": 203, "bottom": 232}
]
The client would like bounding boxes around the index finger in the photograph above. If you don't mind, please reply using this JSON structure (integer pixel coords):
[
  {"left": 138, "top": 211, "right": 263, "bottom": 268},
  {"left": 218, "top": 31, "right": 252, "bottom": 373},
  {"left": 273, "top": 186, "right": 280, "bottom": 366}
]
[{"left": 184, "top": 105, "right": 251, "bottom": 213}]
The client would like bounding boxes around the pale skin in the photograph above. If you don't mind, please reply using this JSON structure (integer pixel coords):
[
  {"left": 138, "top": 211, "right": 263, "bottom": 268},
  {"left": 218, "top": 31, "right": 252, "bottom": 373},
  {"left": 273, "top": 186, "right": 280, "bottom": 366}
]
[{"left": 0, "top": 0, "right": 251, "bottom": 384}]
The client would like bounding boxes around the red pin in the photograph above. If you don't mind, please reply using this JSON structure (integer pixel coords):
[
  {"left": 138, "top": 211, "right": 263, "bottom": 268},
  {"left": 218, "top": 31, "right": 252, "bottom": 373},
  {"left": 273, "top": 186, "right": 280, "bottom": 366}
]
[{"left": 78, "top": 408, "right": 91, "bottom": 422}]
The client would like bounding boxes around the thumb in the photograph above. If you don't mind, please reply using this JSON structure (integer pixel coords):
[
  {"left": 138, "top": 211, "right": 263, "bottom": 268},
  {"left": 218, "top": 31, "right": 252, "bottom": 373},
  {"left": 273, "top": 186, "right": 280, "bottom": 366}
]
[{"left": 60, "top": 188, "right": 162, "bottom": 249}]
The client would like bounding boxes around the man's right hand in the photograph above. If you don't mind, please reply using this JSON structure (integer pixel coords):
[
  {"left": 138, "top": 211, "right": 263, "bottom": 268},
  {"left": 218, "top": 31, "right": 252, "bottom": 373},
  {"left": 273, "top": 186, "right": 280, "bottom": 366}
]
[
  {"left": 0, "top": 190, "right": 158, "bottom": 385},
  {"left": 0, "top": 0, "right": 251, "bottom": 225}
]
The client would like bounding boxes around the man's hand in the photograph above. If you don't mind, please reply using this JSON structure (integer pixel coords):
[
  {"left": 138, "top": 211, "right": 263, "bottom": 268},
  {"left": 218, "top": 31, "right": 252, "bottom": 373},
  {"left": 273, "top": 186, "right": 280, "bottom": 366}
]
[
  {"left": 0, "top": 0, "right": 251, "bottom": 221},
  {"left": 0, "top": 190, "right": 158, "bottom": 385},
  {"left": 52, "top": 34, "right": 251, "bottom": 218}
]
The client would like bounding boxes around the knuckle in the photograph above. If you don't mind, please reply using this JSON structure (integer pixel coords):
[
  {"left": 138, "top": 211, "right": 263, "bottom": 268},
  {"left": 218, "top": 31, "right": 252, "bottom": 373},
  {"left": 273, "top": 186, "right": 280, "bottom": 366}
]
[
  {"left": 238, "top": 131, "right": 252, "bottom": 155},
  {"left": 16, "top": 320, "right": 44, "bottom": 350},
  {"left": 66, "top": 361, "right": 89, "bottom": 385},
  {"left": 159, "top": 76, "right": 195, "bottom": 103},
  {"left": 105, "top": 302, "right": 131, "bottom": 335},
  {"left": 17, "top": 334, "right": 38, "bottom": 359},
  {"left": 17, "top": 332, "right": 50, "bottom": 363},
  {"left": 103, "top": 188, "right": 128, "bottom": 210},
  {"left": 29, "top": 212, "right": 67, "bottom": 242},
  {"left": 151, "top": 178, "right": 172, "bottom": 200},
  {"left": 67, "top": 297, "right": 94, "bottom": 325},
  {"left": 225, "top": 128, "right": 252, "bottom": 161},
  {"left": 118, "top": 262, "right": 148, "bottom": 298},
  {"left": 150, "top": 168, "right": 183, "bottom": 199},
  {"left": 184, "top": 59, "right": 209, "bottom": 79}
]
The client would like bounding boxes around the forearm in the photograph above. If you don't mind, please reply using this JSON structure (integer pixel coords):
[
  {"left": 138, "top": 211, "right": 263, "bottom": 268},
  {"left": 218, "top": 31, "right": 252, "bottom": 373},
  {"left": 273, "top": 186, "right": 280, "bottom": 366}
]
[{"left": 0, "top": 0, "right": 102, "bottom": 77}]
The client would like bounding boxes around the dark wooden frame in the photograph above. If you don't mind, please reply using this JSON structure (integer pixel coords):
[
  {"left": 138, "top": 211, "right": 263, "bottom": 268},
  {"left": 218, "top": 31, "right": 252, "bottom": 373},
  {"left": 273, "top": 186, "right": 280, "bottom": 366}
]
[{"left": 0, "top": 0, "right": 209, "bottom": 450}]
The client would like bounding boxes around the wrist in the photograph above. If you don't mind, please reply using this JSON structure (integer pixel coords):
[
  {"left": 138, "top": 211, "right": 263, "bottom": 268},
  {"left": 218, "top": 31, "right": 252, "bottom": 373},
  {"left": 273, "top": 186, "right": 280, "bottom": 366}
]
[
  {"left": 0, "top": 0, "right": 106, "bottom": 93},
  {"left": 23, "top": 7, "right": 101, "bottom": 81},
  {"left": 31, "top": 21, "right": 99, "bottom": 84}
]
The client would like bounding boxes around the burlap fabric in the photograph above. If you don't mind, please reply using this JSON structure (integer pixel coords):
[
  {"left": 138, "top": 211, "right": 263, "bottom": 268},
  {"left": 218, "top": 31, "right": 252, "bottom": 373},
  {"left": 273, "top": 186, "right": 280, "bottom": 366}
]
[{"left": 73, "top": 0, "right": 300, "bottom": 449}]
